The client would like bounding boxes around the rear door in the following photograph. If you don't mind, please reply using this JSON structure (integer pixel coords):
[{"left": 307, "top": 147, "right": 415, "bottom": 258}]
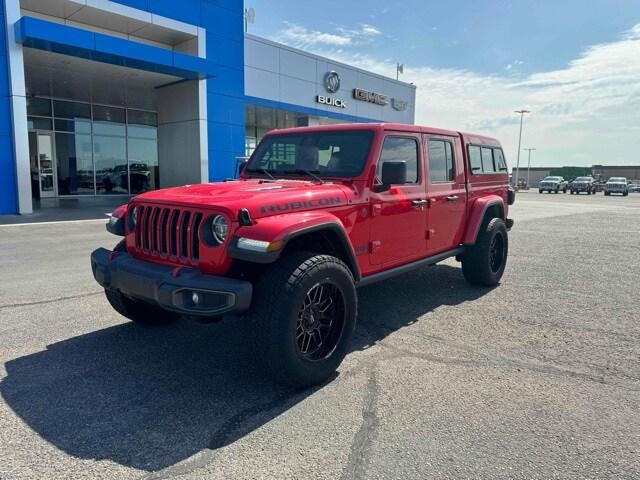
[
  {"left": 369, "top": 133, "right": 428, "bottom": 266},
  {"left": 424, "top": 134, "right": 467, "bottom": 255}
]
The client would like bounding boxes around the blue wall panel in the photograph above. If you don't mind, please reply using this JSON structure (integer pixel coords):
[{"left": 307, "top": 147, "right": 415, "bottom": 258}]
[
  {"left": 0, "top": 0, "right": 18, "bottom": 214},
  {"left": 109, "top": 0, "right": 246, "bottom": 182}
]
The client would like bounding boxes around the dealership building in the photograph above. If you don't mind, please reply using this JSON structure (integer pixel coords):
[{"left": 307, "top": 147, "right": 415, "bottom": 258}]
[{"left": 0, "top": 0, "right": 416, "bottom": 215}]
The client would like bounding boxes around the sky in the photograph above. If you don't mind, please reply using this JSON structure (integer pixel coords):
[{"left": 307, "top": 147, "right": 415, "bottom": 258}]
[{"left": 246, "top": 0, "right": 640, "bottom": 168}]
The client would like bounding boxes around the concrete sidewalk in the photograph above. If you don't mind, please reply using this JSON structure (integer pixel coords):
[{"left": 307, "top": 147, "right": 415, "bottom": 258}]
[{"left": 0, "top": 197, "right": 129, "bottom": 225}]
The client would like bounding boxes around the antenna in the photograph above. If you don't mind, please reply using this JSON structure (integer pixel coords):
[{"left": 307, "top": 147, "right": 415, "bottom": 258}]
[{"left": 244, "top": 7, "right": 256, "bottom": 33}]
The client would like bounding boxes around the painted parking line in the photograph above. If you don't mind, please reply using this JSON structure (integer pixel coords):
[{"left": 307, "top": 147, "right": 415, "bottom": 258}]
[{"left": 0, "top": 218, "right": 108, "bottom": 228}]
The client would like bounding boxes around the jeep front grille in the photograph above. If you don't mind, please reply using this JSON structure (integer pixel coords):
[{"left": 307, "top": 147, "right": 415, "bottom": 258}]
[{"left": 133, "top": 205, "right": 203, "bottom": 264}]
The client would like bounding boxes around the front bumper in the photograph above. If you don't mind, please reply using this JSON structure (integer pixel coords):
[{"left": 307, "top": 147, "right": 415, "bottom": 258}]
[{"left": 90, "top": 248, "right": 252, "bottom": 317}]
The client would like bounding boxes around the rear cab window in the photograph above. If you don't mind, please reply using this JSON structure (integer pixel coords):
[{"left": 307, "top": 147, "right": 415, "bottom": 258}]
[{"left": 468, "top": 144, "right": 508, "bottom": 175}]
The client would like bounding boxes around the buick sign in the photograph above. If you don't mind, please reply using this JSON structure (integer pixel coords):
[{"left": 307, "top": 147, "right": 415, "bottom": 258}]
[
  {"left": 316, "top": 95, "right": 347, "bottom": 108},
  {"left": 324, "top": 71, "right": 341, "bottom": 93}
]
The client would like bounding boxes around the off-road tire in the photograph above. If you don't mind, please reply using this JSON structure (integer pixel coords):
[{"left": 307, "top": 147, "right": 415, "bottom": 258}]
[
  {"left": 104, "top": 240, "right": 178, "bottom": 325},
  {"left": 462, "top": 217, "right": 508, "bottom": 287},
  {"left": 249, "top": 252, "right": 357, "bottom": 388},
  {"left": 623, "top": 191, "right": 629, "bottom": 197},
  {"left": 538, "top": 189, "right": 543, "bottom": 194}
]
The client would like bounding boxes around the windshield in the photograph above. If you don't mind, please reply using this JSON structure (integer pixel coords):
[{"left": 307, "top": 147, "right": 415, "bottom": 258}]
[
  {"left": 609, "top": 177, "right": 626, "bottom": 182},
  {"left": 543, "top": 177, "right": 561, "bottom": 181},
  {"left": 246, "top": 130, "right": 374, "bottom": 178},
  {"left": 575, "top": 177, "right": 592, "bottom": 181}
]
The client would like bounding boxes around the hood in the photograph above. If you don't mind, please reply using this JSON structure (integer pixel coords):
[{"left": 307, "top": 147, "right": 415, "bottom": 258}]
[{"left": 133, "top": 179, "right": 354, "bottom": 219}]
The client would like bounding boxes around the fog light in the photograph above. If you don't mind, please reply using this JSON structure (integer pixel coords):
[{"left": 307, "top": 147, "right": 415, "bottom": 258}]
[{"left": 192, "top": 292, "right": 200, "bottom": 305}]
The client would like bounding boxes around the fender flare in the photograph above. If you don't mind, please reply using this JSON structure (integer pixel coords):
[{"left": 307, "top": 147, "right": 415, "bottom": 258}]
[
  {"left": 228, "top": 212, "right": 361, "bottom": 280},
  {"left": 463, "top": 196, "right": 505, "bottom": 246}
]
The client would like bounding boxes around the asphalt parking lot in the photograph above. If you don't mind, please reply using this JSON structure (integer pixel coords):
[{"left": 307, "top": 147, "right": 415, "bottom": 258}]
[{"left": 1, "top": 193, "right": 639, "bottom": 480}]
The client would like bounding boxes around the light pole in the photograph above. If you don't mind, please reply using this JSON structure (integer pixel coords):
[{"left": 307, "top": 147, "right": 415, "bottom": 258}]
[
  {"left": 524, "top": 148, "right": 536, "bottom": 189},
  {"left": 514, "top": 109, "right": 530, "bottom": 189}
]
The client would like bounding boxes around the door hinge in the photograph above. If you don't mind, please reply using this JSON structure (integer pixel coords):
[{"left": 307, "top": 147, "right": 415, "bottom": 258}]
[
  {"left": 426, "top": 229, "right": 435, "bottom": 240},
  {"left": 369, "top": 240, "right": 382, "bottom": 253}
]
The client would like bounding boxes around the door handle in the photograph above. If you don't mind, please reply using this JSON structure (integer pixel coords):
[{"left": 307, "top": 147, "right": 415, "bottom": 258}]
[
  {"left": 412, "top": 199, "right": 428, "bottom": 207},
  {"left": 446, "top": 195, "right": 459, "bottom": 202}
]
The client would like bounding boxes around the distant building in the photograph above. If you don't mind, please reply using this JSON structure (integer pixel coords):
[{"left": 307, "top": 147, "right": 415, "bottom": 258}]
[
  {"left": 512, "top": 165, "right": 640, "bottom": 187},
  {"left": 511, "top": 167, "right": 553, "bottom": 187},
  {"left": 592, "top": 165, "right": 640, "bottom": 183}
]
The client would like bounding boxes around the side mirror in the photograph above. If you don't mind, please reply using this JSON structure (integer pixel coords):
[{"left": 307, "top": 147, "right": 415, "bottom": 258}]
[{"left": 378, "top": 161, "right": 407, "bottom": 191}]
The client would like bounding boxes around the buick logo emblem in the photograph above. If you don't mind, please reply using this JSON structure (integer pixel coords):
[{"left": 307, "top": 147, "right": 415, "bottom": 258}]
[{"left": 324, "top": 71, "right": 341, "bottom": 93}]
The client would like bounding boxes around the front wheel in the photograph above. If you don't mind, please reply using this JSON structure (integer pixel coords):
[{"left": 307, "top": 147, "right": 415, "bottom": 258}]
[
  {"left": 249, "top": 252, "right": 357, "bottom": 388},
  {"left": 462, "top": 217, "right": 508, "bottom": 286}
]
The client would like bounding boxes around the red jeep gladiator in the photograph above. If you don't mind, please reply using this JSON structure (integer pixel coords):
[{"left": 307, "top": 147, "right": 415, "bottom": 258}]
[{"left": 91, "top": 123, "right": 515, "bottom": 387}]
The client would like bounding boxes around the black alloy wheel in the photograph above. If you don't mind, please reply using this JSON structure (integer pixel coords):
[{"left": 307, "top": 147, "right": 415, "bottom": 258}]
[{"left": 296, "top": 282, "right": 346, "bottom": 361}]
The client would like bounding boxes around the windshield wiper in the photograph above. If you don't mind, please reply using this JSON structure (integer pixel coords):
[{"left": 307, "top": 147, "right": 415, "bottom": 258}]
[
  {"left": 256, "top": 168, "right": 276, "bottom": 180},
  {"left": 284, "top": 169, "right": 325, "bottom": 184}
]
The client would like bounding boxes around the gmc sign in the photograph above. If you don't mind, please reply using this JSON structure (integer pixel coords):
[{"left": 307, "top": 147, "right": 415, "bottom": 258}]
[{"left": 353, "top": 88, "right": 389, "bottom": 106}]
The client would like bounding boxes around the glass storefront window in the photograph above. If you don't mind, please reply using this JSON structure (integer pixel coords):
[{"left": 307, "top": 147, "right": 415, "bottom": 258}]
[
  {"left": 53, "top": 100, "right": 91, "bottom": 120},
  {"left": 56, "top": 133, "right": 94, "bottom": 195},
  {"left": 28, "top": 117, "right": 53, "bottom": 131},
  {"left": 128, "top": 138, "right": 159, "bottom": 194},
  {"left": 94, "top": 136, "right": 128, "bottom": 194},
  {"left": 128, "top": 110, "right": 158, "bottom": 139},
  {"left": 245, "top": 104, "right": 321, "bottom": 156},
  {"left": 27, "top": 97, "right": 52, "bottom": 117},
  {"left": 26, "top": 96, "right": 160, "bottom": 197},
  {"left": 93, "top": 105, "right": 126, "bottom": 136},
  {"left": 55, "top": 118, "right": 92, "bottom": 134}
]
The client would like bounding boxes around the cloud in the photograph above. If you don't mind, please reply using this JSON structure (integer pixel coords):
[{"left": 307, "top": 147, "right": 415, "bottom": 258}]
[
  {"left": 272, "top": 22, "right": 381, "bottom": 49},
  {"left": 291, "top": 23, "right": 640, "bottom": 167}
]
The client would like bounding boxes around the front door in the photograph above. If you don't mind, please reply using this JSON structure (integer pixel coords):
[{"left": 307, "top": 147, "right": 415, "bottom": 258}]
[
  {"left": 29, "top": 132, "right": 56, "bottom": 198},
  {"left": 369, "top": 134, "right": 428, "bottom": 266},
  {"left": 424, "top": 135, "right": 467, "bottom": 255}
]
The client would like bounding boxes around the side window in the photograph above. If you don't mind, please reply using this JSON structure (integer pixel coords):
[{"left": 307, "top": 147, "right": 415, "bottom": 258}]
[
  {"left": 469, "top": 145, "right": 482, "bottom": 173},
  {"left": 377, "top": 137, "right": 419, "bottom": 184},
  {"left": 481, "top": 147, "right": 496, "bottom": 173},
  {"left": 428, "top": 139, "right": 455, "bottom": 182},
  {"left": 493, "top": 148, "right": 507, "bottom": 171}
]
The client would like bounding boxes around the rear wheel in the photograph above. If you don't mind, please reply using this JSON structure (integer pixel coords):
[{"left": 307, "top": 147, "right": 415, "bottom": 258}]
[
  {"left": 539, "top": 189, "right": 543, "bottom": 194},
  {"left": 249, "top": 252, "right": 357, "bottom": 387},
  {"left": 462, "top": 217, "right": 508, "bottom": 286}
]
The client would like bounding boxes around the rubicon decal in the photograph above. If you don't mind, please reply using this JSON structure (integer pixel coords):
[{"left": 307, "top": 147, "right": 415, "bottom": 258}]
[{"left": 260, "top": 197, "right": 342, "bottom": 214}]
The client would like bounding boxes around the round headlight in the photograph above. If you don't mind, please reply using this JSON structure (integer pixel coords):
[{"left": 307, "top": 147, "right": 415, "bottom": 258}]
[{"left": 211, "top": 215, "right": 228, "bottom": 244}]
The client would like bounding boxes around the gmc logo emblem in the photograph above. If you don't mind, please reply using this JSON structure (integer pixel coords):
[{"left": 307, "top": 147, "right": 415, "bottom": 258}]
[{"left": 353, "top": 88, "right": 389, "bottom": 106}]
